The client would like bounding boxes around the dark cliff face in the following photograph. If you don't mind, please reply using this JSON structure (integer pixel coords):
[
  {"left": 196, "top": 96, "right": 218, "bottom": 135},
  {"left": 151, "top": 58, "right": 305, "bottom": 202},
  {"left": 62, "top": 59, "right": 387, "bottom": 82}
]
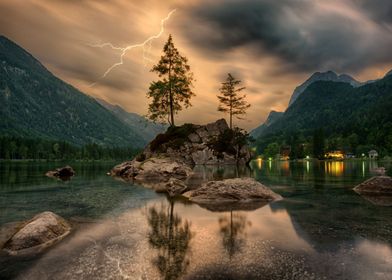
[
  {"left": 0, "top": 36, "right": 146, "bottom": 147},
  {"left": 288, "top": 70, "right": 362, "bottom": 107}
]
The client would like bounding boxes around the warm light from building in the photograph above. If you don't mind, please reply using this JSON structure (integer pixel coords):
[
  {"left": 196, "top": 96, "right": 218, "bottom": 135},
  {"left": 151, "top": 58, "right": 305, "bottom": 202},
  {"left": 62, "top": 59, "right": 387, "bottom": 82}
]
[{"left": 325, "top": 151, "right": 344, "bottom": 159}]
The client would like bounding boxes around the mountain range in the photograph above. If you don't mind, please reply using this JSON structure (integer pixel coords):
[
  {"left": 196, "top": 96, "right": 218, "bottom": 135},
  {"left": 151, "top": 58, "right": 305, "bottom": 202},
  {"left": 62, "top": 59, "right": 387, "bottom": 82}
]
[
  {"left": 251, "top": 69, "right": 388, "bottom": 137},
  {"left": 252, "top": 69, "right": 392, "bottom": 155},
  {"left": 0, "top": 35, "right": 164, "bottom": 148},
  {"left": 96, "top": 98, "right": 166, "bottom": 144}
]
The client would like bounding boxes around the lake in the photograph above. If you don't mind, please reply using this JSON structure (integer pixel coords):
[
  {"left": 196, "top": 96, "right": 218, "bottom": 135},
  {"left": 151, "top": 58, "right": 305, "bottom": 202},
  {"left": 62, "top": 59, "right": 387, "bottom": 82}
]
[{"left": 1, "top": 160, "right": 392, "bottom": 279}]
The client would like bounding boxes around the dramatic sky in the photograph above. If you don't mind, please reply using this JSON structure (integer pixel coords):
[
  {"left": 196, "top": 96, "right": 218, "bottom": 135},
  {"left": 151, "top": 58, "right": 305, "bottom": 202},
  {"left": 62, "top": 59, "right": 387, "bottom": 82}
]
[{"left": 1, "top": 0, "right": 391, "bottom": 130}]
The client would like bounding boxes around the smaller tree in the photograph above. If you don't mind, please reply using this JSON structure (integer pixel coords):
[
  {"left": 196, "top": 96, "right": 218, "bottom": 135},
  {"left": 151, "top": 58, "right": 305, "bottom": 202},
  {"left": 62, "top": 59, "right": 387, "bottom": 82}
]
[
  {"left": 147, "top": 35, "right": 195, "bottom": 126},
  {"left": 217, "top": 73, "right": 250, "bottom": 129}
]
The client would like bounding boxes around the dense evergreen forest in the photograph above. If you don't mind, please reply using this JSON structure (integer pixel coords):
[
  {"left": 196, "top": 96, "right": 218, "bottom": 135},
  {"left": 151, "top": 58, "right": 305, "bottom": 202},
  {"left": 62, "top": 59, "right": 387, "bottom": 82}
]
[{"left": 0, "top": 137, "right": 140, "bottom": 160}]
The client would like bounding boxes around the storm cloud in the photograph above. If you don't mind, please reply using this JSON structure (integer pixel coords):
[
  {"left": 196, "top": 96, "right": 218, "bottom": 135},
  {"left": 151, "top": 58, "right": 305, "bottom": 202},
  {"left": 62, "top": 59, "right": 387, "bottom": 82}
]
[
  {"left": 0, "top": 0, "right": 391, "bottom": 130},
  {"left": 182, "top": 0, "right": 392, "bottom": 73}
]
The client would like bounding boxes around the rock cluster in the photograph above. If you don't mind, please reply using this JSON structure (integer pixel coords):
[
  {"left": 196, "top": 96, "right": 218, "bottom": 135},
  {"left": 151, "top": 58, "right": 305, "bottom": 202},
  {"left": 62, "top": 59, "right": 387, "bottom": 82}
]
[
  {"left": 2, "top": 211, "right": 71, "bottom": 255},
  {"left": 111, "top": 119, "right": 255, "bottom": 198},
  {"left": 139, "top": 119, "right": 251, "bottom": 166}
]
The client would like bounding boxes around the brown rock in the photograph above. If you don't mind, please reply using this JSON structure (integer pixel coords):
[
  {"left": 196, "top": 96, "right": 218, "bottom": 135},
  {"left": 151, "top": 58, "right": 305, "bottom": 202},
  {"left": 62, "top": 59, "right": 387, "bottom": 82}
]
[
  {"left": 188, "top": 133, "right": 201, "bottom": 143},
  {"left": 45, "top": 165, "right": 75, "bottom": 179},
  {"left": 2, "top": 212, "right": 71, "bottom": 255},
  {"left": 183, "top": 178, "right": 282, "bottom": 209},
  {"left": 353, "top": 176, "right": 392, "bottom": 195}
]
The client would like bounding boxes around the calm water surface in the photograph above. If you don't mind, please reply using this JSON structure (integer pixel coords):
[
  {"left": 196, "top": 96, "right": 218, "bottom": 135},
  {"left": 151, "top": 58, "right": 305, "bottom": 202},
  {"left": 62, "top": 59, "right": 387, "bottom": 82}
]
[{"left": 1, "top": 160, "right": 392, "bottom": 279}]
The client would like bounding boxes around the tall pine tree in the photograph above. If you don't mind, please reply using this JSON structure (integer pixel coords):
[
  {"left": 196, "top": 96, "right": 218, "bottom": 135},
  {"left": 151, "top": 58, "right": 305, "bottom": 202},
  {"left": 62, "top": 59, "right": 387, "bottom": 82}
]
[
  {"left": 217, "top": 73, "right": 250, "bottom": 129},
  {"left": 147, "top": 35, "right": 195, "bottom": 126}
]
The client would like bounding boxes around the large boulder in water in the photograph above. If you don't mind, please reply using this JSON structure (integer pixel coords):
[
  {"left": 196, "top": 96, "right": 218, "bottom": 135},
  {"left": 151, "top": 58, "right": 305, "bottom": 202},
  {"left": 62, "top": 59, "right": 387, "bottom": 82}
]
[
  {"left": 2, "top": 211, "right": 71, "bottom": 255},
  {"left": 45, "top": 165, "right": 75, "bottom": 179},
  {"left": 111, "top": 157, "right": 193, "bottom": 182},
  {"left": 354, "top": 176, "right": 392, "bottom": 206},
  {"left": 183, "top": 178, "right": 282, "bottom": 211},
  {"left": 353, "top": 176, "right": 392, "bottom": 195}
]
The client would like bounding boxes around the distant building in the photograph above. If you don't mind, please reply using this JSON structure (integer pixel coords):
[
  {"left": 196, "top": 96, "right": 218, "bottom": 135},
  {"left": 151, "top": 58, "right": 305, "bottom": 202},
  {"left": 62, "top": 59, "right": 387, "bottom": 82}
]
[
  {"left": 345, "top": 153, "right": 355, "bottom": 159},
  {"left": 368, "top": 150, "right": 378, "bottom": 159},
  {"left": 280, "top": 146, "right": 291, "bottom": 161},
  {"left": 325, "top": 150, "right": 344, "bottom": 160}
]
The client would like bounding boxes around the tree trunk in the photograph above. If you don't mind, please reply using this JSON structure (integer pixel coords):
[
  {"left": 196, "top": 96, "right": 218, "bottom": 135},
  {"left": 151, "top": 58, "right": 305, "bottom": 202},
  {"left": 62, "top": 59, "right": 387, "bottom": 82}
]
[
  {"left": 168, "top": 50, "right": 175, "bottom": 127},
  {"left": 230, "top": 112, "right": 232, "bottom": 130},
  {"left": 229, "top": 97, "right": 233, "bottom": 130}
]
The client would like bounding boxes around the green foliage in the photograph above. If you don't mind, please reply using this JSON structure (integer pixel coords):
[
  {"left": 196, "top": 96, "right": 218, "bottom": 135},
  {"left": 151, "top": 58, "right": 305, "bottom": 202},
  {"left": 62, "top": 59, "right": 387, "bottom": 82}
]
[
  {"left": 217, "top": 73, "right": 250, "bottom": 129},
  {"left": 263, "top": 142, "right": 280, "bottom": 158},
  {"left": 147, "top": 35, "right": 195, "bottom": 126},
  {"left": 0, "top": 137, "right": 139, "bottom": 160},
  {"left": 207, "top": 128, "right": 249, "bottom": 159},
  {"left": 150, "top": 124, "right": 197, "bottom": 152}
]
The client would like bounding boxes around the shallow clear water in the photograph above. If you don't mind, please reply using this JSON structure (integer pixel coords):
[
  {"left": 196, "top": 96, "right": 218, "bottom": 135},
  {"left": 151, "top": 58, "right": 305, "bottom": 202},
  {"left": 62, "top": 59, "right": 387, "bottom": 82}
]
[{"left": 1, "top": 160, "right": 392, "bottom": 279}]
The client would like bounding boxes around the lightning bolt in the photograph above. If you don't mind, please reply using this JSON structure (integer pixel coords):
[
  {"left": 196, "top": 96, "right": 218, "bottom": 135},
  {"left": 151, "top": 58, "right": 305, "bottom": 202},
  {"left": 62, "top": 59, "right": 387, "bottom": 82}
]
[{"left": 89, "top": 9, "right": 176, "bottom": 87}]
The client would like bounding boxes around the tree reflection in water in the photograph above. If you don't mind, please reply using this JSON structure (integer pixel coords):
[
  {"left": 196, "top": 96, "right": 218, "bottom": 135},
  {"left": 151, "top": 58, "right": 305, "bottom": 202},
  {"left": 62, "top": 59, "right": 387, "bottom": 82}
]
[
  {"left": 218, "top": 211, "right": 251, "bottom": 258},
  {"left": 147, "top": 200, "right": 193, "bottom": 280}
]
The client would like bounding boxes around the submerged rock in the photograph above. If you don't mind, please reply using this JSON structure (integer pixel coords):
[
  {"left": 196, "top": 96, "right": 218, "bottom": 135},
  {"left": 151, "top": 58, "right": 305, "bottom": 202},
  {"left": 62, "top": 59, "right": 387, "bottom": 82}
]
[
  {"left": 358, "top": 195, "right": 392, "bottom": 207},
  {"left": 183, "top": 178, "right": 282, "bottom": 211},
  {"left": 2, "top": 211, "right": 71, "bottom": 255},
  {"left": 193, "top": 200, "right": 271, "bottom": 212},
  {"left": 353, "top": 176, "right": 392, "bottom": 195},
  {"left": 45, "top": 165, "right": 75, "bottom": 179}
]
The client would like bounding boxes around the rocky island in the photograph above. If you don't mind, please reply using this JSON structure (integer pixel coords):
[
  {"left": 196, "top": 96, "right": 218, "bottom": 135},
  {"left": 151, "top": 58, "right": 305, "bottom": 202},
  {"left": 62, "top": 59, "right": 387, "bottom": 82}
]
[
  {"left": 111, "top": 119, "right": 251, "bottom": 180},
  {"left": 111, "top": 119, "right": 282, "bottom": 209}
]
